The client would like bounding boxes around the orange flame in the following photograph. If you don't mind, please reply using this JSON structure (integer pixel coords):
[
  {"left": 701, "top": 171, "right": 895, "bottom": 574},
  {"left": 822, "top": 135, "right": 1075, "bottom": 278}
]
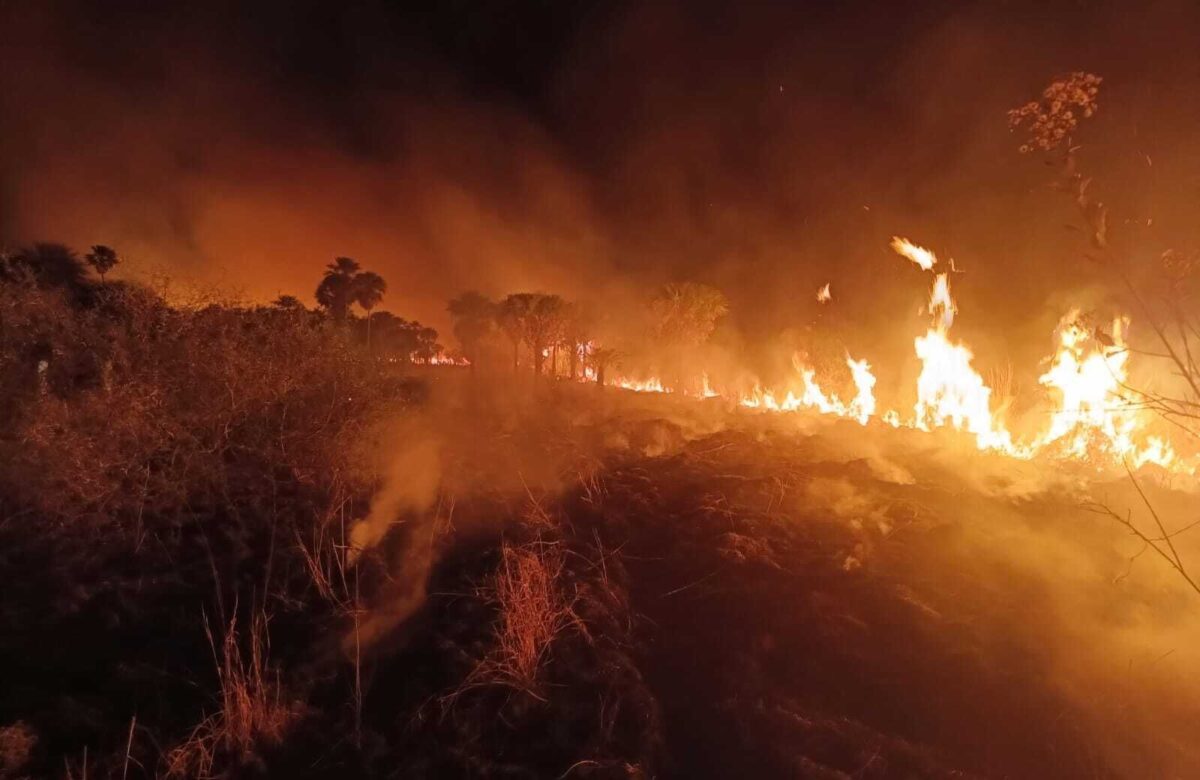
[
  {"left": 891, "top": 236, "right": 937, "bottom": 271},
  {"left": 596, "top": 235, "right": 1196, "bottom": 477}
]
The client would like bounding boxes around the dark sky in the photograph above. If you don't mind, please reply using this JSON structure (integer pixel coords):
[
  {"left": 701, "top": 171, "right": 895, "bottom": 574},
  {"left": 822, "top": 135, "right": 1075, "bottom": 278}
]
[{"left": 3, "top": 0, "right": 1200, "bottom": 375}]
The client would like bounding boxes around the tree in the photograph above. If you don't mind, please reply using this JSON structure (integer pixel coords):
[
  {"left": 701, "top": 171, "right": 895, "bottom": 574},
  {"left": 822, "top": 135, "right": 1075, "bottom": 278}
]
[
  {"left": 558, "top": 302, "right": 591, "bottom": 380},
  {"left": 496, "top": 295, "right": 526, "bottom": 372},
  {"left": 84, "top": 245, "right": 119, "bottom": 283},
  {"left": 353, "top": 271, "right": 387, "bottom": 348},
  {"left": 447, "top": 291, "right": 496, "bottom": 370},
  {"left": 498, "top": 293, "right": 567, "bottom": 377},
  {"left": 10, "top": 243, "right": 90, "bottom": 293},
  {"left": 272, "top": 295, "right": 305, "bottom": 312},
  {"left": 649, "top": 282, "right": 729, "bottom": 347},
  {"left": 371, "top": 312, "right": 441, "bottom": 364},
  {"left": 315, "top": 257, "right": 362, "bottom": 322},
  {"left": 648, "top": 282, "right": 728, "bottom": 390},
  {"left": 591, "top": 346, "right": 621, "bottom": 386}
]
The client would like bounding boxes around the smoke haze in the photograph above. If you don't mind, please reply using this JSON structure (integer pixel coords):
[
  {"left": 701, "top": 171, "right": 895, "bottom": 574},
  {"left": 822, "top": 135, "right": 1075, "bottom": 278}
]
[{"left": 4, "top": 0, "right": 1200, "bottom": 379}]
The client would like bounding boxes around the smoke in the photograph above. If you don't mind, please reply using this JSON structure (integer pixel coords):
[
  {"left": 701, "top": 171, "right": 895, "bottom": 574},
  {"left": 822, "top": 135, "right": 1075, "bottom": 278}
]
[
  {"left": 783, "top": 416, "right": 1200, "bottom": 775},
  {"left": 5, "top": 0, "right": 1200, "bottom": 365},
  {"left": 348, "top": 433, "right": 441, "bottom": 560}
]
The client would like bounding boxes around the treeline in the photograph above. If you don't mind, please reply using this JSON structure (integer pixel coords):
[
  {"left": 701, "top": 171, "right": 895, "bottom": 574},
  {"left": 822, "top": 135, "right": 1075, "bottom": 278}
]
[{"left": 445, "top": 282, "right": 730, "bottom": 388}]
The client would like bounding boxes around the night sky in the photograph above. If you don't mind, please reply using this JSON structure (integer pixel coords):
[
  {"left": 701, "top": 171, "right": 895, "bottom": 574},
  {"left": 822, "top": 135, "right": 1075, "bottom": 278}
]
[{"left": 3, "top": 0, "right": 1200, "bottom": 374}]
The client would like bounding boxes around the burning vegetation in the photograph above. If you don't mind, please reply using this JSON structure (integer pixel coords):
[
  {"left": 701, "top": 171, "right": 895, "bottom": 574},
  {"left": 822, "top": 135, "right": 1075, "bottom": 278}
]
[{"left": 2, "top": 2, "right": 1200, "bottom": 777}]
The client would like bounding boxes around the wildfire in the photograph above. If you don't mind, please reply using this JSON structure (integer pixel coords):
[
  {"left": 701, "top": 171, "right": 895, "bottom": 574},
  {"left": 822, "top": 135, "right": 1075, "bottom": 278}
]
[
  {"left": 416, "top": 352, "right": 470, "bottom": 366},
  {"left": 616, "top": 376, "right": 667, "bottom": 393},
  {"left": 816, "top": 283, "right": 832, "bottom": 303},
  {"left": 601, "top": 235, "right": 1194, "bottom": 477},
  {"left": 1035, "top": 312, "right": 1176, "bottom": 468},
  {"left": 740, "top": 355, "right": 878, "bottom": 426}
]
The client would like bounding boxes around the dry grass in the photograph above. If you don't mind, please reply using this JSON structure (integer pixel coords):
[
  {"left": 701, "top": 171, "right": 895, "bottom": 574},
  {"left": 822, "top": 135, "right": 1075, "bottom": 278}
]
[
  {"left": 454, "top": 539, "right": 588, "bottom": 702},
  {"left": 162, "top": 611, "right": 299, "bottom": 778}
]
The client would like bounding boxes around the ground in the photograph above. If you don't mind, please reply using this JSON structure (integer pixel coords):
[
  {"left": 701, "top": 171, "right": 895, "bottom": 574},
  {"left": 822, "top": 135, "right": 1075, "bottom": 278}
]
[{"left": 3, "top": 374, "right": 1198, "bottom": 778}]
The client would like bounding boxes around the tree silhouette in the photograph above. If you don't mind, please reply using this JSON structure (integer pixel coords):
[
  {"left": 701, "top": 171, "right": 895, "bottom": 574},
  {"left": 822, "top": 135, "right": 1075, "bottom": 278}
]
[
  {"left": 371, "top": 312, "right": 440, "bottom": 363},
  {"left": 84, "top": 245, "right": 119, "bottom": 283},
  {"left": 496, "top": 295, "right": 527, "bottom": 372},
  {"left": 590, "top": 346, "right": 621, "bottom": 386},
  {"left": 499, "top": 293, "right": 567, "bottom": 377},
  {"left": 447, "top": 291, "right": 496, "bottom": 370},
  {"left": 353, "top": 271, "right": 387, "bottom": 348},
  {"left": 559, "top": 302, "right": 592, "bottom": 380},
  {"left": 11, "top": 243, "right": 90, "bottom": 293},
  {"left": 272, "top": 295, "right": 305, "bottom": 311},
  {"left": 315, "top": 257, "right": 362, "bottom": 322}
]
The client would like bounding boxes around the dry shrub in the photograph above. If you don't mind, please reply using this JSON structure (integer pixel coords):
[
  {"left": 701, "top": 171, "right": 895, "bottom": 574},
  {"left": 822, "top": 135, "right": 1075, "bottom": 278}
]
[
  {"left": 461, "top": 540, "right": 587, "bottom": 700},
  {"left": 163, "top": 612, "right": 300, "bottom": 779},
  {"left": 0, "top": 276, "right": 405, "bottom": 526}
]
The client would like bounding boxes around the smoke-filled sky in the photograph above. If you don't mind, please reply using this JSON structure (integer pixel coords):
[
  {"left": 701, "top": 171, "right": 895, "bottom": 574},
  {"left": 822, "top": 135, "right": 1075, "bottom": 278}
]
[{"left": 3, "top": 0, "right": 1200, "bottom": 365}]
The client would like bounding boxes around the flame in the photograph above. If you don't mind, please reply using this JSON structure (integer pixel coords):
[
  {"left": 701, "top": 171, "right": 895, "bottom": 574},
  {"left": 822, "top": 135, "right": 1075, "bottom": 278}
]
[
  {"left": 928, "top": 273, "right": 956, "bottom": 330},
  {"left": 891, "top": 236, "right": 937, "bottom": 271},
  {"left": 740, "top": 355, "right": 877, "bottom": 426},
  {"left": 906, "top": 265, "right": 1022, "bottom": 453},
  {"left": 913, "top": 328, "right": 1021, "bottom": 453},
  {"left": 560, "top": 235, "right": 1196, "bottom": 476},
  {"left": 816, "top": 283, "right": 832, "bottom": 303},
  {"left": 847, "top": 358, "right": 877, "bottom": 425},
  {"left": 1034, "top": 312, "right": 1176, "bottom": 468},
  {"left": 410, "top": 351, "right": 470, "bottom": 366},
  {"left": 616, "top": 376, "right": 667, "bottom": 393}
]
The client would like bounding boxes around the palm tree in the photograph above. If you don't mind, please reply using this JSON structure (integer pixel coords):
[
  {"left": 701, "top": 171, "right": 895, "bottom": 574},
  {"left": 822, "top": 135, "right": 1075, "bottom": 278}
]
[
  {"left": 497, "top": 295, "right": 528, "bottom": 372},
  {"left": 84, "top": 245, "right": 119, "bottom": 283},
  {"left": 314, "top": 257, "right": 361, "bottom": 321},
  {"left": 498, "top": 293, "right": 566, "bottom": 377},
  {"left": 353, "top": 271, "right": 387, "bottom": 348}
]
